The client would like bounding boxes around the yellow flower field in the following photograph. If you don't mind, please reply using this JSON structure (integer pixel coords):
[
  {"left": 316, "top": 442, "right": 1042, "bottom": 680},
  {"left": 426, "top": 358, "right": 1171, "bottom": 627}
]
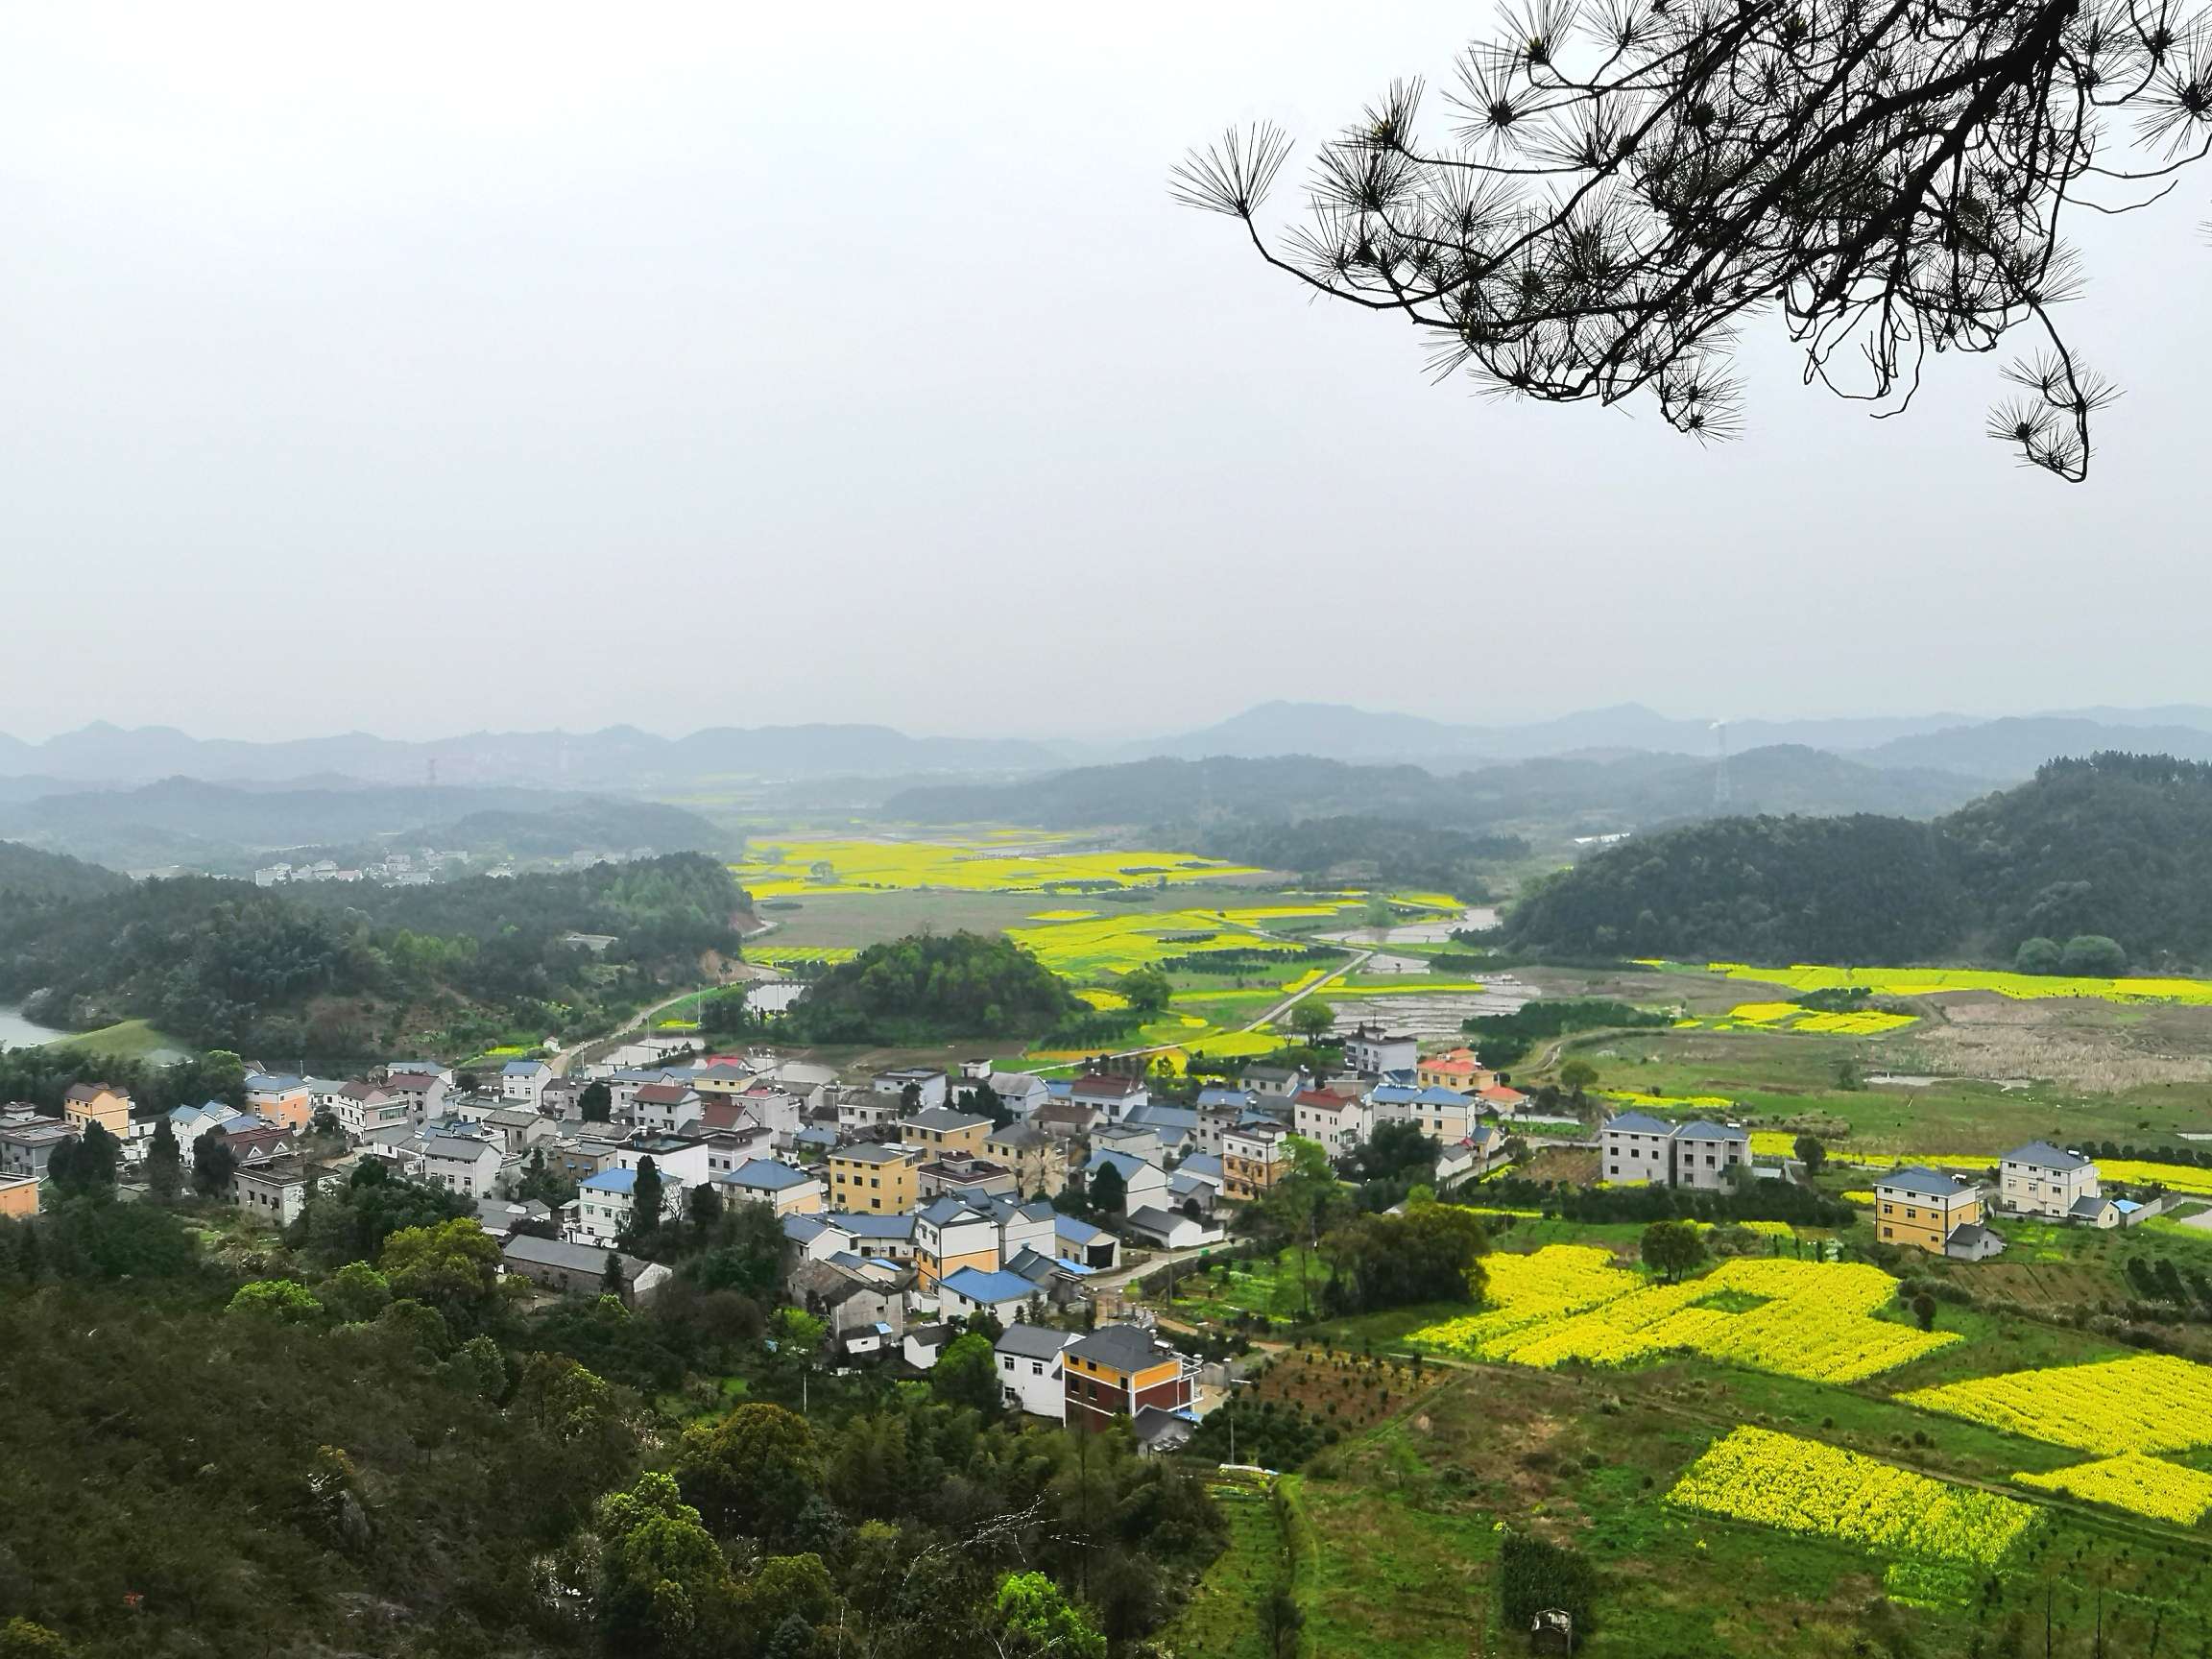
[
  {"left": 1745, "top": 1134, "right": 2212, "bottom": 1198},
  {"left": 1668, "top": 1426, "right": 2041, "bottom": 1571},
  {"left": 1719, "top": 1000, "right": 1917, "bottom": 1036},
  {"left": 1687, "top": 961, "right": 2212, "bottom": 1006},
  {"left": 1411, "top": 1250, "right": 1955, "bottom": 1382},
  {"left": 2012, "top": 1454, "right": 2212, "bottom": 1525},
  {"left": 745, "top": 946, "right": 857, "bottom": 965},
  {"left": 732, "top": 836, "right": 1263, "bottom": 898},
  {"left": 1899, "top": 1354, "right": 2212, "bottom": 1454}
]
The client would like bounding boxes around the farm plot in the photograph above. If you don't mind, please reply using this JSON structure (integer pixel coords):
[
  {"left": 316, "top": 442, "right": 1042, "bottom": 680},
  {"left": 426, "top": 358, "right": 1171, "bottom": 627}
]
[
  {"left": 1667, "top": 1425, "right": 2041, "bottom": 1572},
  {"left": 2012, "top": 1453, "right": 2212, "bottom": 1525},
  {"left": 1411, "top": 1249, "right": 1957, "bottom": 1382},
  {"left": 1898, "top": 1353, "right": 2212, "bottom": 1455}
]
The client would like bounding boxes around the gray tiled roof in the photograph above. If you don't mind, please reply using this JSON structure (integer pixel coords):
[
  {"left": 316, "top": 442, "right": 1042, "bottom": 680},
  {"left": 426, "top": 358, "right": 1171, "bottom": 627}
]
[
  {"left": 2007, "top": 1141, "right": 2092, "bottom": 1172},
  {"left": 1876, "top": 1166, "right": 1970, "bottom": 1199}
]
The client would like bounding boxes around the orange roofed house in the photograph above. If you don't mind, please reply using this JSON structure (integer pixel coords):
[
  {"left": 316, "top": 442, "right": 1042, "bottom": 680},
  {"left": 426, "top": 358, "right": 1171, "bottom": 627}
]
[
  {"left": 1063, "top": 1323, "right": 1196, "bottom": 1432},
  {"left": 1417, "top": 1047, "right": 1495, "bottom": 1092}
]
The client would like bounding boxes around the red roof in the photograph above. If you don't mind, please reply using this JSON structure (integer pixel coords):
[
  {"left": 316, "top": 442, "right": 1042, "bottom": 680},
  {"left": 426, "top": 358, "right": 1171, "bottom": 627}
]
[
  {"left": 635, "top": 1083, "right": 694, "bottom": 1105},
  {"left": 1479, "top": 1084, "right": 1527, "bottom": 1104},
  {"left": 1071, "top": 1074, "right": 1143, "bottom": 1097}
]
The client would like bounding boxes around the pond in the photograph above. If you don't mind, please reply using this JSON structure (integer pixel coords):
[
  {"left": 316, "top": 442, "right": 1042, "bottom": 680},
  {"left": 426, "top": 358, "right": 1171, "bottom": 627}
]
[{"left": 0, "top": 1003, "right": 66, "bottom": 1050}]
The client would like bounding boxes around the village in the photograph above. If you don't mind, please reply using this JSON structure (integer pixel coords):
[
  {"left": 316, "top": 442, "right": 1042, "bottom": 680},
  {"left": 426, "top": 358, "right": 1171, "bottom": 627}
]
[{"left": 0, "top": 1009, "right": 2162, "bottom": 1462}]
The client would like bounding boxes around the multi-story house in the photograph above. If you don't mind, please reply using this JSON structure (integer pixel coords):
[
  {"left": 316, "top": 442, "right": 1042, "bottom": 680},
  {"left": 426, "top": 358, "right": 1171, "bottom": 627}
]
[
  {"left": 899, "top": 1107, "right": 991, "bottom": 1160},
  {"left": 1998, "top": 1142, "right": 2102, "bottom": 1219},
  {"left": 717, "top": 1157, "right": 825, "bottom": 1217},
  {"left": 1599, "top": 1114, "right": 1748, "bottom": 1189},
  {"left": 1874, "top": 1166, "right": 1996, "bottom": 1257},
  {"left": 827, "top": 1142, "right": 918, "bottom": 1214},
  {"left": 0, "top": 1110, "right": 78, "bottom": 1178},
  {"left": 1342, "top": 1022, "right": 1419, "bottom": 1077},
  {"left": 62, "top": 1083, "right": 131, "bottom": 1140},
  {"left": 229, "top": 1157, "right": 322, "bottom": 1228},
  {"left": 1291, "top": 1089, "right": 1369, "bottom": 1158},
  {"left": 1365, "top": 1084, "right": 1476, "bottom": 1143},
  {"left": 871, "top": 1067, "right": 949, "bottom": 1110},
  {"left": 1084, "top": 1147, "right": 1171, "bottom": 1212},
  {"left": 984, "top": 1121, "right": 1066, "bottom": 1197},
  {"left": 243, "top": 1073, "right": 313, "bottom": 1131},
  {"left": 997, "top": 1323, "right": 1077, "bottom": 1419},
  {"left": 499, "top": 1059, "right": 551, "bottom": 1108},
  {"left": 1669, "top": 1120, "right": 1750, "bottom": 1191},
  {"left": 571, "top": 1164, "right": 684, "bottom": 1245},
  {"left": 1063, "top": 1324, "right": 1196, "bottom": 1432},
  {"left": 1221, "top": 1121, "right": 1292, "bottom": 1203},
  {"left": 382, "top": 1070, "right": 449, "bottom": 1123},
  {"left": 915, "top": 1195, "right": 1001, "bottom": 1288},
  {"left": 1416, "top": 1047, "right": 1494, "bottom": 1092},
  {"left": 632, "top": 1083, "right": 705, "bottom": 1136},
  {"left": 423, "top": 1134, "right": 506, "bottom": 1199},
  {"left": 1070, "top": 1072, "right": 1148, "bottom": 1123}
]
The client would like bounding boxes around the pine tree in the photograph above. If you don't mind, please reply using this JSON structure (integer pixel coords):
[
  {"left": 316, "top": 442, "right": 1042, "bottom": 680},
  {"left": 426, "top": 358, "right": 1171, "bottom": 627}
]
[{"left": 147, "top": 1119, "right": 183, "bottom": 1201}]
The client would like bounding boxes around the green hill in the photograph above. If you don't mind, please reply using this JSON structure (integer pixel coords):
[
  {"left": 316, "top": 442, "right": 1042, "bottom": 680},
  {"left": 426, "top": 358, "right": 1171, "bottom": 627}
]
[
  {"left": 1503, "top": 753, "right": 2212, "bottom": 968},
  {"left": 0, "top": 839, "right": 132, "bottom": 905},
  {"left": 0, "top": 854, "right": 744, "bottom": 1062}
]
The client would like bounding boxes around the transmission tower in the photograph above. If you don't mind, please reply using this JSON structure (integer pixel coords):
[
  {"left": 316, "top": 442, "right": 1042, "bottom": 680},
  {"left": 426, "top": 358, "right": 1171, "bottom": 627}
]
[{"left": 1711, "top": 720, "right": 1732, "bottom": 810}]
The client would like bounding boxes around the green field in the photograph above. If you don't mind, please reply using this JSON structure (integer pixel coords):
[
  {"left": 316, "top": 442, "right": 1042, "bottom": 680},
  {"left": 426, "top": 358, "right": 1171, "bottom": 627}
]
[
  {"left": 40, "top": 1019, "right": 190, "bottom": 1063},
  {"left": 1161, "top": 1215, "right": 2212, "bottom": 1656}
]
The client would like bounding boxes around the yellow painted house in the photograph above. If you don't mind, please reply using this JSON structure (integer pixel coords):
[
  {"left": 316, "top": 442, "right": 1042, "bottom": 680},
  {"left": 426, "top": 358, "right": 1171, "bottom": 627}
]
[
  {"left": 62, "top": 1083, "right": 131, "bottom": 1139},
  {"left": 1873, "top": 1166, "right": 1987, "bottom": 1256},
  {"left": 827, "top": 1142, "right": 917, "bottom": 1214}
]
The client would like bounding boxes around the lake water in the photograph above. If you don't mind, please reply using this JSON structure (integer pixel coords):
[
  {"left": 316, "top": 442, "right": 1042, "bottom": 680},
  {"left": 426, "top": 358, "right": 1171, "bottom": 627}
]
[{"left": 0, "top": 1003, "right": 66, "bottom": 1049}]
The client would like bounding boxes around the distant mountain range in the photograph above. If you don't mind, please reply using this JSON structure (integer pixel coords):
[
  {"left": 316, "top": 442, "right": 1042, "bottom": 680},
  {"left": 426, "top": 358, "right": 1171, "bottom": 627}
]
[
  {"left": 0, "top": 721, "right": 1064, "bottom": 789},
  {"left": 885, "top": 745, "right": 1994, "bottom": 836},
  {"left": 0, "top": 780, "right": 727, "bottom": 875},
  {"left": 7, "top": 702, "right": 2212, "bottom": 795}
]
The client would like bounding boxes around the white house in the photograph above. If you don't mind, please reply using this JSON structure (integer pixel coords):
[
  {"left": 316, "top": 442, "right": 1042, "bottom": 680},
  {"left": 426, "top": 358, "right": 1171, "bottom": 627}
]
[
  {"left": 423, "top": 1134, "right": 506, "bottom": 1199},
  {"left": 1999, "top": 1141, "right": 2102, "bottom": 1219},
  {"left": 1600, "top": 1111, "right": 1678, "bottom": 1185},
  {"left": 571, "top": 1165, "right": 683, "bottom": 1245},
  {"left": 1343, "top": 1022, "right": 1419, "bottom": 1077},
  {"left": 872, "top": 1067, "right": 949, "bottom": 1109},
  {"left": 1084, "top": 1147, "right": 1171, "bottom": 1213},
  {"left": 938, "top": 1265, "right": 1041, "bottom": 1323},
  {"left": 1070, "top": 1072, "right": 1149, "bottom": 1123},
  {"left": 1124, "top": 1206, "right": 1225, "bottom": 1250},
  {"left": 996, "top": 1322, "right": 1076, "bottom": 1419},
  {"left": 989, "top": 1071, "right": 1048, "bottom": 1118},
  {"left": 500, "top": 1060, "right": 552, "bottom": 1107},
  {"left": 1365, "top": 1084, "right": 1476, "bottom": 1142},
  {"left": 1669, "top": 1120, "right": 1750, "bottom": 1190},
  {"left": 632, "top": 1083, "right": 706, "bottom": 1136},
  {"left": 383, "top": 1071, "right": 449, "bottom": 1123},
  {"left": 717, "top": 1157, "right": 825, "bottom": 1217},
  {"left": 167, "top": 1099, "right": 242, "bottom": 1150},
  {"left": 1292, "top": 1089, "right": 1370, "bottom": 1157}
]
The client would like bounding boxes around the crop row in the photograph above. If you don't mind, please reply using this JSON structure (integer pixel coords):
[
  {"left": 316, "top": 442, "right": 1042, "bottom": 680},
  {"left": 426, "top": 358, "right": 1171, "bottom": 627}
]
[{"left": 1668, "top": 1426, "right": 2041, "bottom": 1571}]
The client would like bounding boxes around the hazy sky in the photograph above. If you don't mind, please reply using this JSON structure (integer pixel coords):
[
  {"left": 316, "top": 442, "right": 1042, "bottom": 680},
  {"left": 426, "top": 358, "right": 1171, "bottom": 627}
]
[{"left": 3, "top": 4, "right": 2206, "bottom": 743}]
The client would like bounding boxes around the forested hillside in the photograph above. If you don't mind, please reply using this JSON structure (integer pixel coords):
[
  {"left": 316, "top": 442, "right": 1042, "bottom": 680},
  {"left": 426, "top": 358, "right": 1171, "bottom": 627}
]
[
  {"left": 0, "top": 854, "right": 743, "bottom": 1061},
  {"left": 883, "top": 746, "right": 1986, "bottom": 837},
  {"left": 0, "top": 1171, "right": 1218, "bottom": 1657},
  {"left": 0, "top": 840, "right": 132, "bottom": 905},
  {"left": 1505, "top": 754, "right": 2212, "bottom": 967},
  {"left": 772, "top": 930, "right": 1080, "bottom": 1045}
]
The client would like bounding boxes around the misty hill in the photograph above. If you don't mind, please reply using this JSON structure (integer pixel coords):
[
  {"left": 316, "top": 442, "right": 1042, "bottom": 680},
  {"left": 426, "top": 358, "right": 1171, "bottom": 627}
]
[
  {"left": 1504, "top": 753, "right": 2212, "bottom": 966},
  {"left": 0, "top": 841, "right": 132, "bottom": 906},
  {"left": 0, "top": 779, "right": 727, "bottom": 872},
  {"left": 0, "top": 853, "right": 744, "bottom": 1060},
  {"left": 884, "top": 745, "right": 1991, "bottom": 836},
  {"left": 0, "top": 720, "right": 1065, "bottom": 788},
  {"left": 1134, "top": 700, "right": 1981, "bottom": 764},
  {"left": 1863, "top": 717, "right": 2212, "bottom": 777}
]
